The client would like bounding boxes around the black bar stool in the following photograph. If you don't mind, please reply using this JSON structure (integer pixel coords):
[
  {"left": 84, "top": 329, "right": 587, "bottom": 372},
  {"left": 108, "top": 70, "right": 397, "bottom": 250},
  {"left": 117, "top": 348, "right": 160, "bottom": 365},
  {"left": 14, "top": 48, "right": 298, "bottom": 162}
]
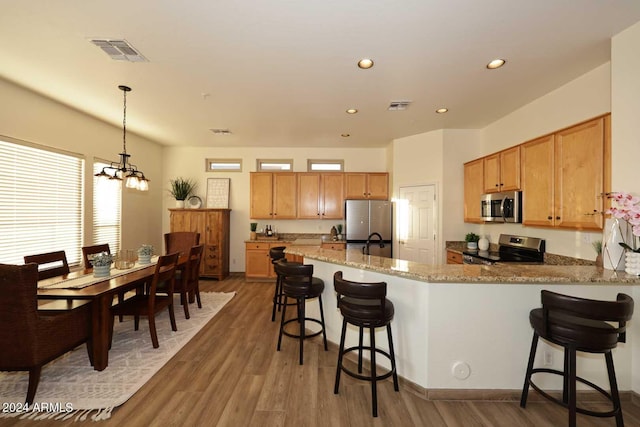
[
  {"left": 521, "top": 290, "right": 634, "bottom": 427},
  {"left": 333, "top": 271, "right": 399, "bottom": 417},
  {"left": 274, "top": 260, "right": 328, "bottom": 365},
  {"left": 269, "top": 247, "right": 300, "bottom": 322}
]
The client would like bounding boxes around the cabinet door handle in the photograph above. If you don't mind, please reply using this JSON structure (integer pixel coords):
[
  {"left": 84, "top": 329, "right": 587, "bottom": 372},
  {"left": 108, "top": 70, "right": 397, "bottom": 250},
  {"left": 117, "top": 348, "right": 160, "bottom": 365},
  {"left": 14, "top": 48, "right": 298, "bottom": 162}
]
[
  {"left": 556, "top": 216, "right": 561, "bottom": 220},
  {"left": 495, "top": 184, "right": 499, "bottom": 187},
  {"left": 547, "top": 216, "right": 552, "bottom": 220}
]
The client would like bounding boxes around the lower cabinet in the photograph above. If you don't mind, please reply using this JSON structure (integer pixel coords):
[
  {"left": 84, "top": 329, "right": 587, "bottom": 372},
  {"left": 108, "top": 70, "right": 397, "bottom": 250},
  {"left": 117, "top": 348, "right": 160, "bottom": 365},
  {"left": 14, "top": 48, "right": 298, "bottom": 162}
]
[
  {"left": 245, "top": 242, "right": 303, "bottom": 280},
  {"left": 446, "top": 250, "right": 463, "bottom": 264},
  {"left": 321, "top": 242, "right": 346, "bottom": 251}
]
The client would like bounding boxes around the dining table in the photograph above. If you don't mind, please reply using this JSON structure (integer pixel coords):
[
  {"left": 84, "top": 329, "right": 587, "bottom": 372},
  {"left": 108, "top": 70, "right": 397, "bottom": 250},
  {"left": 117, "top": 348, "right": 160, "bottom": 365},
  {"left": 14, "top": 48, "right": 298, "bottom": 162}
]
[{"left": 37, "top": 255, "right": 185, "bottom": 371}]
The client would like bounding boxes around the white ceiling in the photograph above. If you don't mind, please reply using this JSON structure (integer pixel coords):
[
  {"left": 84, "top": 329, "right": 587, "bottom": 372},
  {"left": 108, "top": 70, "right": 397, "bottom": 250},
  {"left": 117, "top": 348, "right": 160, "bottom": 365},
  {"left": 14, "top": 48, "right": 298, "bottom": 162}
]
[{"left": 2, "top": 1, "right": 640, "bottom": 149}]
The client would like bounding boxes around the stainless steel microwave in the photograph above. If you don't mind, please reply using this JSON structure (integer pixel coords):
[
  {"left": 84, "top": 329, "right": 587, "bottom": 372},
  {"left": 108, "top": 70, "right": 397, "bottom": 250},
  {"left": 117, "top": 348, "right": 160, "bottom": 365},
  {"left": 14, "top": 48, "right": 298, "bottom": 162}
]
[{"left": 480, "top": 191, "right": 522, "bottom": 223}]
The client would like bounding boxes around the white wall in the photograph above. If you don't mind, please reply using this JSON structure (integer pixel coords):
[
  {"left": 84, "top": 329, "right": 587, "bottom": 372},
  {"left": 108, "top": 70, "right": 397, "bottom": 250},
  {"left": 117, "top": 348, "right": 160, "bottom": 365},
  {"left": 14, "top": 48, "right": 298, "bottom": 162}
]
[
  {"left": 161, "top": 146, "right": 388, "bottom": 272},
  {"left": 0, "top": 77, "right": 165, "bottom": 253},
  {"left": 612, "top": 19, "right": 640, "bottom": 395},
  {"left": 392, "top": 129, "right": 483, "bottom": 262}
]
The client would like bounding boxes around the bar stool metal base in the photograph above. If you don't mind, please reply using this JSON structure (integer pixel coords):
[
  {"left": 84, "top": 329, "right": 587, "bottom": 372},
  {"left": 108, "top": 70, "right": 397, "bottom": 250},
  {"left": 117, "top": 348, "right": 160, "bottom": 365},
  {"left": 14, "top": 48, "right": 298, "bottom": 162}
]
[{"left": 334, "top": 321, "right": 399, "bottom": 417}]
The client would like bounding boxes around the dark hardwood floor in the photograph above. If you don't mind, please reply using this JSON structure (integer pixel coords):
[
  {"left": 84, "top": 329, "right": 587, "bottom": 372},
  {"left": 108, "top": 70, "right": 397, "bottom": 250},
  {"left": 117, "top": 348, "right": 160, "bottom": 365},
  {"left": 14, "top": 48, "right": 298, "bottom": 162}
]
[{"left": 3, "top": 273, "right": 639, "bottom": 426}]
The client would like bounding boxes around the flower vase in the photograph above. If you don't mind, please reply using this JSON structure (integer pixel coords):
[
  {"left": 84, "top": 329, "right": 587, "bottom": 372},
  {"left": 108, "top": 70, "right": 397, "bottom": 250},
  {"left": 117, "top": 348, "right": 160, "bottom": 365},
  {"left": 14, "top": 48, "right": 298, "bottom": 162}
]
[
  {"left": 625, "top": 252, "right": 640, "bottom": 275},
  {"left": 138, "top": 254, "right": 152, "bottom": 264},
  {"left": 175, "top": 200, "right": 185, "bottom": 208},
  {"left": 602, "top": 218, "right": 629, "bottom": 271},
  {"left": 93, "top": 265, "right": 111, "bottom": 277}
]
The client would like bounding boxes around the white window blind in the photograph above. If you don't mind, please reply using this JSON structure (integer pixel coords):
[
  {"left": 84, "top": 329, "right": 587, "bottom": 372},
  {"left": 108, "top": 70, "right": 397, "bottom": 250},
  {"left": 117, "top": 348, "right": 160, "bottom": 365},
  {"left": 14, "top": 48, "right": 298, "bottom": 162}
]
[
  {"left": 93, "top": 161, "right": 121, "bottom": 253},
  {"left": 0, "top": 138, "right": 83, "bottom": 266}
]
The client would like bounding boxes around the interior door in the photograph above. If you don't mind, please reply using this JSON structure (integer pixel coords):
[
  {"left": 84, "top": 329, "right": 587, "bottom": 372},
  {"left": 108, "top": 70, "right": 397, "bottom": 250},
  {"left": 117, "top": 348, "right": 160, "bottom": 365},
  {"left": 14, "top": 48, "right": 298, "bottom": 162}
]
[{"left": 397, "top": 185, "right": 437, "bottom": 264}]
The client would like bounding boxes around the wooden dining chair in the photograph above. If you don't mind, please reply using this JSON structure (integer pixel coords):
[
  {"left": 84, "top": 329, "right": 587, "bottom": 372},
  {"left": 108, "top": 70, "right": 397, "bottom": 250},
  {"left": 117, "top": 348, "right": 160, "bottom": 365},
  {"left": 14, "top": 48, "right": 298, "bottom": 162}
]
[
  {"left": 110, "top": 252, "right": 180, "bottom": 348},
  {"left": 23, "top": 250, "right": 70, "bottom": 280},
  {"left": 0, "top": 262, "right": 93, "bottom": 404},
  {"left": 164, "top": 232, "right": 200, "bottom": 256},
  {"left": 81, "top": 244, "right": 110, "bottom": 268},
  {"left": 159, "top": 245, "right": 204, "bottom": 319}
]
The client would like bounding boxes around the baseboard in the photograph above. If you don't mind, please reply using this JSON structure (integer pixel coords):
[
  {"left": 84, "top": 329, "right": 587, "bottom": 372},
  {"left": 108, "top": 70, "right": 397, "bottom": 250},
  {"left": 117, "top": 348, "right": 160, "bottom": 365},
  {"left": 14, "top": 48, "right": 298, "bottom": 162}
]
[{"left": 335, "top": 343, "right": 634, "bottom": 402}]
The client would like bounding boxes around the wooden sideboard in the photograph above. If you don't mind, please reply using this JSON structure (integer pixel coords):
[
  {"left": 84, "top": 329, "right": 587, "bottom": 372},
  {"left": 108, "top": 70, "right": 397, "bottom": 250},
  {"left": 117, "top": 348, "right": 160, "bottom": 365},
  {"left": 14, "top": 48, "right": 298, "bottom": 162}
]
[{"left": 169, "top": 209, "right": 231, "bottom": 280}]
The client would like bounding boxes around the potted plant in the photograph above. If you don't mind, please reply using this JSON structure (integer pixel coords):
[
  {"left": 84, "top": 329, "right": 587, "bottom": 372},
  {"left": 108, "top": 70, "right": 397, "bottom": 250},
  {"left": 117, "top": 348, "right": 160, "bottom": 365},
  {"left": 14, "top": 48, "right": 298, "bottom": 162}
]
[
  {"left": 169, "top": 177, "right": 196, "bottom": 208},
  {"left": 465, "top": 232, "right": 480, "bottom": 249},
  {"left": 592, "top": 240, "right": 603, "bottom": 268},
  {"left": 138, "top": 244, "right": 154, "bottom": 264},
  {"left": 250, "top": 223, "right": 258, "bottom": 240},
  {"left": 91, "top": 252, "right": 114, "bottom": 277},
  {"left": 336, "top": 224, "right": 343, "bottom": 240}
]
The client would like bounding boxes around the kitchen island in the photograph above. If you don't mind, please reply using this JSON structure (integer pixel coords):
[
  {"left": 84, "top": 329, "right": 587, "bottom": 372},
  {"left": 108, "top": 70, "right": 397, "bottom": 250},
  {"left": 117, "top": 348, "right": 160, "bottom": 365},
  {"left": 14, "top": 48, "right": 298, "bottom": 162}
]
[{"left": 284, "top": 246, "right": 640, "bottom": 399}]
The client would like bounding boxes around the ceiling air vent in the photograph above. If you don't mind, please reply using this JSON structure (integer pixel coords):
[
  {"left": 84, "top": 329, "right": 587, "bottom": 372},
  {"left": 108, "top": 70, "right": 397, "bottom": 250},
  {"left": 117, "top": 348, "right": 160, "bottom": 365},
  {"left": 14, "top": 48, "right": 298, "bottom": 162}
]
[
  {"left": 387, "top": 100, "right": 412, "bottom": 111},
  {"left": 90, "top": 39, "right": 148, "bottom": 62},
  {"left": 210, "top": 129, "right": 232, "bottom": 135}
]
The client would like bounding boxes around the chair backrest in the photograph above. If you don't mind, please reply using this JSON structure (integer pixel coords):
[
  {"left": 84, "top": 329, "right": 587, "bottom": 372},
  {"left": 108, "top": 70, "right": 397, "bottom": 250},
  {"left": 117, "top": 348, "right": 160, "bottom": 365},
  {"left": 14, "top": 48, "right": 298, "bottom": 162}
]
[
  {"left": 0, "top": 263, "right": 40, "bottom": 363},
  {"left": 148, "top": 252, "right": 180, "bottom": 301},
  {"left": 164, "top": 232, "right": 200, "bottom": 256},
  {"left": 81, "top": 244, "right": 111, "bottom": 268},
  {"left": 23, "top": 250, "right": 70, "bottom": 280},
  {"left": 269, "top": 246, "right": 286, "bottom": 264},
  {"left": 333, "top": 271, "right": 387, "bottom": 310},
  {"left": 184, "top": 245, "right": 204, "bottom": 288},
  {"left": 541, "top": 290, "right": 634, "bottom": 342}
]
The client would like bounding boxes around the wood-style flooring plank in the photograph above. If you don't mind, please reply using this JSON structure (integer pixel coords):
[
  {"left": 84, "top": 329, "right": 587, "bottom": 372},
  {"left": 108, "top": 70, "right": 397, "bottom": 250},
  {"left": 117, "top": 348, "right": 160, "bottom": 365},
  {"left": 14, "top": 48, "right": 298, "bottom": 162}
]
[{"left": 2, "top": 274, "right": 639, "bottom": 427}]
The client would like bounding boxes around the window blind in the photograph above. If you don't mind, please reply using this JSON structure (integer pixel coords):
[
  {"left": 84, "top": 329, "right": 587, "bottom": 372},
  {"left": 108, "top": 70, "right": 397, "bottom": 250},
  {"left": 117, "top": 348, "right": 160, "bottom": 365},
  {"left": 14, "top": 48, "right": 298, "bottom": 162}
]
[
  {"left": 0, "top": 138, "right": 83, "bottom": 266},
  {"left": 92, "top": 161, "right": 121, "bottom": 253}
]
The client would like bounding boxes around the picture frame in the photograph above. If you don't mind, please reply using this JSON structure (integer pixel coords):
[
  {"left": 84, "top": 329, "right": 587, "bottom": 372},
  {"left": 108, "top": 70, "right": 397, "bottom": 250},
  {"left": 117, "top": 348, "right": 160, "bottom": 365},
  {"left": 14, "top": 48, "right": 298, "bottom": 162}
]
[{"left": 206, "top": 178, "right": 230, "bottom": 208}]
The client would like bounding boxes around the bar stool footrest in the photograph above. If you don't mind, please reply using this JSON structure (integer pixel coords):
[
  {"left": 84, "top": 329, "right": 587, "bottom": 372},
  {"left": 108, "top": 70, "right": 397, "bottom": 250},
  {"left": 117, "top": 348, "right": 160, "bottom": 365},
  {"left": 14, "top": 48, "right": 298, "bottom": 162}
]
[
  {"left": 527, "top": 368, "right": 620, "bottom": 418},
  {"left": 281, "top": 317, "right": 324, "bottom": 340},
  {"left": 339, "top": 345, "right": 396, "bottom": 383}
]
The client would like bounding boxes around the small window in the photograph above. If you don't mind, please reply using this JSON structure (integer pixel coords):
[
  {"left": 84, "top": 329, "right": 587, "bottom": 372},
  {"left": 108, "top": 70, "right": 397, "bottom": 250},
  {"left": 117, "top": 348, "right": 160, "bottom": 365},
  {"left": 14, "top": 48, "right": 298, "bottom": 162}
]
[
  {"left": 307, "top": 159, "right": 344, "bottom": 171},
  {"left": 257, "top": 159, "right": 293, "bottom": 171},
  {"left": 206, "top": 158, "right": 242, "bottom": 172}
]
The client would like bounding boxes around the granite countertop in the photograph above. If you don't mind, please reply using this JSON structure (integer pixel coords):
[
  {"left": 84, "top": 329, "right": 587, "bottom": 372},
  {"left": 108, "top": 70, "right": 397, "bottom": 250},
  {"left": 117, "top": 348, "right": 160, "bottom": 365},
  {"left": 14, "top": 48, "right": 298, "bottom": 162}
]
[{"left": 285, "top": 246, "right": 640, "bottom": 285}]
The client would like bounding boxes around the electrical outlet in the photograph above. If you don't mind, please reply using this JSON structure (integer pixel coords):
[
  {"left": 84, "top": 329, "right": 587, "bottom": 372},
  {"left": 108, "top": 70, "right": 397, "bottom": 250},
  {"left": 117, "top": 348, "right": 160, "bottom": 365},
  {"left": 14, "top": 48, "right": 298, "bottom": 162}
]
[
  {"left": 582, "top": 234, "right": 591, "bottom": 244},
  {"left": 543, "top": 350, "right": 553, "bottom": 366}
]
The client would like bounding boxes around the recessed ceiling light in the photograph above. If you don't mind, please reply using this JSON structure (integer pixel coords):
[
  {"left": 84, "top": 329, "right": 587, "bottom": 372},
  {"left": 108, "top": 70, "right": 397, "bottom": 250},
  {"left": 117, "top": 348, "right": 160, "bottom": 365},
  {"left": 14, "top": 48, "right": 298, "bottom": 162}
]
[
  {"left": 341, "top": 133, "right": 350, "bottom": 138},
  {"left": 357, "top": 58, "right": 374, "bottom": 69},
  {"left": 486, "top": 59, "right": 506, "bottom": 69},
  {"left": 436, "top": 108, "right": 448, "bottom": 114},
  {"left": 346, "top": 108, "right": 358, "bottom": 114}
]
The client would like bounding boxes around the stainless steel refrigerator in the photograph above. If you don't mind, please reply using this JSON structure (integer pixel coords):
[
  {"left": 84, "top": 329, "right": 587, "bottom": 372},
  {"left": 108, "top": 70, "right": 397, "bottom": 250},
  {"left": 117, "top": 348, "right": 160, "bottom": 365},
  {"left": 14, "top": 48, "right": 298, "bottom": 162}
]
[{"left": 345, "top": 200, "right": 393, "bottom": 257}]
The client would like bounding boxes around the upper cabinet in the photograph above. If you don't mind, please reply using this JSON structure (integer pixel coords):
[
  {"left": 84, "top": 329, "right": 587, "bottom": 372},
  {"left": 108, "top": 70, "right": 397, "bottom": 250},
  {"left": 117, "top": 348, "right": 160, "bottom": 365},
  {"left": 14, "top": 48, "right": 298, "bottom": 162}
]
[
  {"left": 297, "top": 172, "right": 344, "bottom": 219},
  {"left": 465, "top": 114, "right": 610, "bottom": 230},
  {"left": 250, "top": 172, "right": 297, "bottom": 219},
  {"left": 344, "top": 172, "right": 389, "bottom": 200},
  {"left": 483, "top": 146, "right": 520, "bottom": 193},
  {"left": 463, "top": 158, "right": 485, "bottom": 223},
  {"left": 522, "top": 116, "right": 607, "bottom": 230}
]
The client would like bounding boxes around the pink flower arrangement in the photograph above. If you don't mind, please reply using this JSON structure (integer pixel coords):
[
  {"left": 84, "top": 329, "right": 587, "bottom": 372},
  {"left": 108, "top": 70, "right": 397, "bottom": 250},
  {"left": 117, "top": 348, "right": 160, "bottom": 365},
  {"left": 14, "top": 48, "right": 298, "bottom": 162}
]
[{"left": 607, "top": 191, "right": 640, "bottom": 251}]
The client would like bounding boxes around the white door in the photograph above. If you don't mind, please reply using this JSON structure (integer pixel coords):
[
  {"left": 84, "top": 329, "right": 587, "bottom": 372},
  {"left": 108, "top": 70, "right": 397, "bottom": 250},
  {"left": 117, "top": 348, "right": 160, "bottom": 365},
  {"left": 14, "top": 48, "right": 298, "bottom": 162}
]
[{"left": 397, "top": 185, "right": 437, "bottom": 264}]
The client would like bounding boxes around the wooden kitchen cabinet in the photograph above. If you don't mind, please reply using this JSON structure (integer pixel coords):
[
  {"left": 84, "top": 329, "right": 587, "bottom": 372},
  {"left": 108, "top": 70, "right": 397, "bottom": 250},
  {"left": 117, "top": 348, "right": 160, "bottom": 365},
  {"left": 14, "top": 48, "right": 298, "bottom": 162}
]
[
  {"left": 297, "top": 172, "right": 344, "bottom": 219},
  {"left": 321, "top": 241, "right": 346, "bottom": 250},
  {"left": 344, "top": 173, "right": 389, "bottom": 200},
  {"left": 446, "top": 250, "right": 463, "bottom": 264},
  {"left": 245, "top": 242, "right": 303, "bottom": 279},
  {"left": 521, "top": 115, "right": 608, "bottom": 230},
  {"left": 250, "top": 172, "right": 297, "bottom": 219},
  {"left": 169, "top": 209, "right": 230, "bottom": 279},
  {"left": 483, "top": 146, "right": 520, "bottom": 193},
  {"left": 463, "top": 158, "right": 484, "bottom": 223}
]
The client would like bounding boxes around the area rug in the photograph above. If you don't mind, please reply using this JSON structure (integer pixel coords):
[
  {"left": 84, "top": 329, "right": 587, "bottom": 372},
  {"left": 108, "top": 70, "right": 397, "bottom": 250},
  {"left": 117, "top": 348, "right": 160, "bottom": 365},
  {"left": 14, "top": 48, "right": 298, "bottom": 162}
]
[{"left": 0, "top": 292, "right": 235, "bottom": 422}]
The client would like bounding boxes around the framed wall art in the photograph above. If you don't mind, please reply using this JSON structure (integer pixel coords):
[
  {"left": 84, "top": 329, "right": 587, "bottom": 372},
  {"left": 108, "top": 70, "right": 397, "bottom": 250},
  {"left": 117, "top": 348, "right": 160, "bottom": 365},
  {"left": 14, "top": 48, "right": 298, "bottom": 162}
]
[{"left": 206, "top": 178, "right": 230, "bottom": 208}]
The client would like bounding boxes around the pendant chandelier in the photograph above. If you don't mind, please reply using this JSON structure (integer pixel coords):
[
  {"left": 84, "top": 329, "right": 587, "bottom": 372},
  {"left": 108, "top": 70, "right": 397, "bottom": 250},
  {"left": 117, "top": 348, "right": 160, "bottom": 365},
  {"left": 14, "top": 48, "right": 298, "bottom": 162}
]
[{"left": 95, "top": 85, "right": 149, "bottom": 191}]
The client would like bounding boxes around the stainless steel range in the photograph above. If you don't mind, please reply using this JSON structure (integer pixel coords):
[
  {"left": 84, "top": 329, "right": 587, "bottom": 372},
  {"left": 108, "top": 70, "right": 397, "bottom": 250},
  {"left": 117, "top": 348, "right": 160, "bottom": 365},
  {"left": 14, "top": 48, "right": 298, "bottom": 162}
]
[{"left": 462, "top": 234, "right": 545, "bottom": 265}]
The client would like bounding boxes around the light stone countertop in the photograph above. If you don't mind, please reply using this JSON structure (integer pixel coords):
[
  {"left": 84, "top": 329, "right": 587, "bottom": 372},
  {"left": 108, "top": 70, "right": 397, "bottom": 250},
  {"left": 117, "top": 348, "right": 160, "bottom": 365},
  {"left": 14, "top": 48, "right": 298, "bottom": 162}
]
[{"left": 284, "top": 246, "right": 640, "bottom": 285}]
